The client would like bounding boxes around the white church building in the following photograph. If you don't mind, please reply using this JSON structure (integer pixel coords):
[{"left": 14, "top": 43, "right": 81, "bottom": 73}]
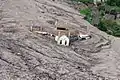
[{"left": 55, "top": 35, "right": 70, "bottom": 46}]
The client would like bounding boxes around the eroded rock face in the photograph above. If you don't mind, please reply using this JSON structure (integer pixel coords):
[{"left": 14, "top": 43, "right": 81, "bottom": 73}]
[{"left": 0, "top": 0, "right": 119, "bottom": 80}]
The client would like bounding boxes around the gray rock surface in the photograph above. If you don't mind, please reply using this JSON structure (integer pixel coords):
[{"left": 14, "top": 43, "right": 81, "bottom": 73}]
[{"left": 0, "top": 0, "right": 120, "bottom": 80}]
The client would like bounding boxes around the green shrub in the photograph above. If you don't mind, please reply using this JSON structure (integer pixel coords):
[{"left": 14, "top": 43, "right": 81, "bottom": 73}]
[
  {"left": 98, "top": 21, "right": 107, "bottom": 31},
  {"left": 80, "top": 8, "right": 91, "bottom": 15},
  {"left": 80, "top": 8, "right": 92, "bottom": 23},
  {"left": 98, "top": 20, "right": 120, "bottom": 37},
  {"left": 106, "top": 0, "right": 120, "bottom": 7},
  {"left": 114, "top": 32, "right": 120, "bottom": 37}
]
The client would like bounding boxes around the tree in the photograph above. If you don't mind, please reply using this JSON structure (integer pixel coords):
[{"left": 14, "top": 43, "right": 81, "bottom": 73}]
[{"left": 106, "top": 0, "right": 120, "bottom": 7}]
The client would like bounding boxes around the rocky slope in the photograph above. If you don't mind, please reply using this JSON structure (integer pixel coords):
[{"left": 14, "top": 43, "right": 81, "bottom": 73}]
[{"left": 0, "top": 0, "right": 120, "bottom": 80}]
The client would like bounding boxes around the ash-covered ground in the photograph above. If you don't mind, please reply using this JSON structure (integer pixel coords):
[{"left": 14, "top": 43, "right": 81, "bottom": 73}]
[{"left": 0, "top": 0, "right": 120, "bottom": 80}]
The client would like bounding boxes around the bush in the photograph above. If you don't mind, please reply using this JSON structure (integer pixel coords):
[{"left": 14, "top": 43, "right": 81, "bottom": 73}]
[
  {"left": 106, "top": 0, "right": 120, "bottom": 7},
  {"left": 114, "top": 32, "right": 120, "bottom": 37},
  {"left": 80, "top": 8, "right": 92, "bottom": 23},
  {"left": 98, "top": 20, "right": 120, "bottom": 37},
  {"left": 98, "top": 20, "right": 107, "bottom": 31},
  {"left": 80, "top": 8, "right": 91, "bottom": 15}
]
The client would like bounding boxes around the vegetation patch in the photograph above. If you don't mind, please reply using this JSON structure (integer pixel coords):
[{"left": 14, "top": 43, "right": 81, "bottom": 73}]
[
  {"left": 106, "top": 0, "right": 120, "bottom": 7},
  {"left": 72, "top": 0, "right": 120, "bottom": 37},
  {"left": 80, "top": 8, "right": 92, "bottom": 23},
  {"left": 98, "top": 20, "right": 120, "bottom": 36},
  {"left": 80, "top": 8, "right": 91, "bottom": 15}
]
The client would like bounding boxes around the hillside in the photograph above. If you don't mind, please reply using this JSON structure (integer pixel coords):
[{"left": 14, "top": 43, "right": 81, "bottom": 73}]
[{"left": 0, "top": 0, "right": 120, "bottom": 80}]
